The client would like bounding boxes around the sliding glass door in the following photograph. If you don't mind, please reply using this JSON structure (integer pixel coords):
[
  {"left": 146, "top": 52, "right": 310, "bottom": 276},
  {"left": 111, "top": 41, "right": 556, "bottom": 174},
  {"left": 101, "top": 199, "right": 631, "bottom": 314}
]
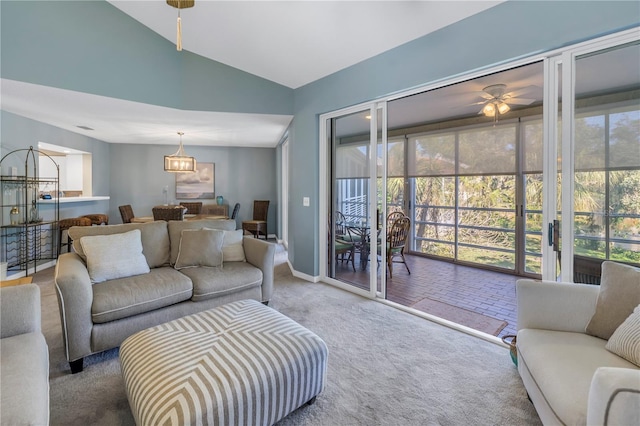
[
  {"left": 544, "top": 34, "right": 640, "bottom": 282},
  {"left": 325, "top": 105, "right": 384, "bottom": 296}
]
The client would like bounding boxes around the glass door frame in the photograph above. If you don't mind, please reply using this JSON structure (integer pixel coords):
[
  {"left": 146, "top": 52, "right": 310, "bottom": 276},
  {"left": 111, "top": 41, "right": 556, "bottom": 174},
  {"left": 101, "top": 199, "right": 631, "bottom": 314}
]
[
  {"left": 541, "top": 28, "right": 640, "bottom": 282},
  {"left": 320, "top": 101, "right": 387, "bottom": 298}
]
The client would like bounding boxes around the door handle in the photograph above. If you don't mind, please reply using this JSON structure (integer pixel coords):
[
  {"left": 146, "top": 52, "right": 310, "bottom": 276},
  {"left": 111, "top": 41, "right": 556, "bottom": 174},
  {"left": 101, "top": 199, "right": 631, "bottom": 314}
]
[{"left": 549, "top": 220, "right": 560, "bottom": 251}]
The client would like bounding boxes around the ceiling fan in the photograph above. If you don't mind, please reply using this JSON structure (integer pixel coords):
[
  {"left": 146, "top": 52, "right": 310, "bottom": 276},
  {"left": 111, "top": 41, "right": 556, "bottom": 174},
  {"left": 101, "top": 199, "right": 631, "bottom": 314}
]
[{"left": 471, "top": 84, "right": 538, "bottom": 119}]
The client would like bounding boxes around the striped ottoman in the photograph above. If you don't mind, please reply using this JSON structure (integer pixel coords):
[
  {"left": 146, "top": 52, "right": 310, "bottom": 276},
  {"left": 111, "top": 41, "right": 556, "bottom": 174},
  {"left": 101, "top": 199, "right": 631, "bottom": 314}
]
[{"left": 120, "top": 299, "right": 328, "bottom": 426}]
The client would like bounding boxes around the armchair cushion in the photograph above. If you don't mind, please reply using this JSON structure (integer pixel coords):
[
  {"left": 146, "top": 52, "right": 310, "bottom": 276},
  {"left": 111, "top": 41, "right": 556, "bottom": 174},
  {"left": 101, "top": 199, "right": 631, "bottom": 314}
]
[
  {"left": 517, "top": 329, "right": 637, "bottom": 425},
  {"left": 80, "top": 229, "right": 150, "bottom": 283},
  {"left": 605, "top": 304, "right": 640, "bottom": 367},
  {"left": 586, "top": 261, "right": 640, "bottom": 340},
  {"left": 174, "top": 229, "right": 224, "bottom": 269}
]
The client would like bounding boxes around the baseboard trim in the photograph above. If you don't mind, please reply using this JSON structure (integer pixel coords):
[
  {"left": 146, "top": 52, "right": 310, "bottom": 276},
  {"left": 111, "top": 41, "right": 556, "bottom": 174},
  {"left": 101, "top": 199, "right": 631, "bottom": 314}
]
[{"left": 291, "top": 268, "right": 320, "bottom": 283}]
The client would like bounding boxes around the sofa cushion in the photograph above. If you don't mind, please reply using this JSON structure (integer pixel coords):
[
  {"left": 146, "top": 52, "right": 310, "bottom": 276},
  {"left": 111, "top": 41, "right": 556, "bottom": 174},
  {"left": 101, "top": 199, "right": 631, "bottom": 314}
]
[
  {"left": 179, "top": 262, "right": 263, "bottom": 302},
  {"left": 69, "top": 221, "right": 170, "bottom": 268},
  {"left": 174, "top": 228, "right": 224, "bottom": 269},
  {"left": 81, "top": 229, "right": 151, "bottom": 283},
  {"left": 606, "top": 304, "right": 640, "bottom": 367},
  {"left": 586, "top": 261, "right": 640, "bottom": 340},
  {"left": 517, "top": 328, "right": 638, "bottom": 425},
  {"left": 0, "top": 332, "right": 49, "bottom": 426},
  {"left": 168, "top": 219, "right": 236, "bottom": 265},
  {"left": 222, "top": 229, "right": 246, "bottom": 262},
  {"left": 91, "top": 267, "right": 193, "bottom": 323}
]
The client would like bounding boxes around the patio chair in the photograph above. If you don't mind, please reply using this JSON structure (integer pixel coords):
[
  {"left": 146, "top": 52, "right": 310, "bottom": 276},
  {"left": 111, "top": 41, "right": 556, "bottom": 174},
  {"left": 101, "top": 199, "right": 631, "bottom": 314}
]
[
  {"left": 119, "top": 205, "right": 135, "bottom": 224},
  {"left": 327, "top": 220, "right": 355, "bottom": 271},
  {"left": 335, "top": 211, "right": 355, "bottom": 241},
  {"left": 379, "top": 216, "right": 411, "bottom": 278},
  {"left": 386, "top": 211, "right": 405, "bottom": 229},
  {"left": 242, "top": 200, "right": 269, "bottom": 239}
]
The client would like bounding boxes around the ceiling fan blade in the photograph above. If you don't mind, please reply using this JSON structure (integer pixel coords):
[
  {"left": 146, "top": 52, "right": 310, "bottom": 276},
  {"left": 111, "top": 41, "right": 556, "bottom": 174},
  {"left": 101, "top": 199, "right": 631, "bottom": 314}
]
[
  {"left": 506, "top": 97, "right": 537, "bottom": 105},
  {"left": 505, "top": 85, "right": 541, "bottom": 98}
]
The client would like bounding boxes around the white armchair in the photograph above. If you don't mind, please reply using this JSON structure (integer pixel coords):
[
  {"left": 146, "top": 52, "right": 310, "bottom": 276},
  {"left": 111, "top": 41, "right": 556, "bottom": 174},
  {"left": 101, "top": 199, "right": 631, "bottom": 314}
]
[{"left": 516, "top": 279, "right": 640, "bottom": 425}]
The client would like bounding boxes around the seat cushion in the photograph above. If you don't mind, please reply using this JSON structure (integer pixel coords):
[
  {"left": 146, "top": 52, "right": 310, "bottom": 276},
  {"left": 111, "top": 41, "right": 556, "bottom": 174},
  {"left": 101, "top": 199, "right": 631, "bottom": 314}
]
[
  {"left": 517, "top": 329, "right": 638, "bottom": 425},
  {"left": 179, "top": 262, "right": 263, "bottom": 302},
  {"left": 0, "top": 333, "right": 49, "bottom": 426},
  {"left": 92, "top": 267, "right": 193, "bottom": 323}
]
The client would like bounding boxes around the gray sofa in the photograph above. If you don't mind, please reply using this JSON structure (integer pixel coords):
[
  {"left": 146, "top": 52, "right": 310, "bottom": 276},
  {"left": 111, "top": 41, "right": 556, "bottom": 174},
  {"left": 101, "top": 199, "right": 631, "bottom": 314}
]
[
  {"left": 0, "top": 284, "right": 50, "bottom": 425},
  {"left": 516, "top": 262, "right": 640, "bottom": 425},
  {"left": 54, "top": 219, "right": 275, "bottom": 373}
]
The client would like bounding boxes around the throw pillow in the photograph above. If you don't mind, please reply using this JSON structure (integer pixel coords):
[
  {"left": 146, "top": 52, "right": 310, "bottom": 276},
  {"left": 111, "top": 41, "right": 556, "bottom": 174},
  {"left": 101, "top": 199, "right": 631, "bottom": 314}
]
[
  {"left": 174, "top": 228, "right": 224, "bottom": 270},
  {"left": 80, "top": 229, "right": 150, "bottom": 283},
  {"left": 586, "top": 261, "right": 640, "bottom": 340},
  {"left": 605, "top": 304, "right": 640, "bottom": 367},
  {"left": 221, "top": 229, "right": 246, "bottom": 262}
]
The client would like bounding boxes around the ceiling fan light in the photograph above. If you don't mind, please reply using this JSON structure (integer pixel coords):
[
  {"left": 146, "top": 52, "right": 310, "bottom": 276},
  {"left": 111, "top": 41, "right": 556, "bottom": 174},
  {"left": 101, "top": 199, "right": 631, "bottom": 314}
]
[
  {"left": 497, "top": 102, "right": 511, "bottom": 115},
  {"left": 482, "top": 103, "right": 496, "bottom": 117}
]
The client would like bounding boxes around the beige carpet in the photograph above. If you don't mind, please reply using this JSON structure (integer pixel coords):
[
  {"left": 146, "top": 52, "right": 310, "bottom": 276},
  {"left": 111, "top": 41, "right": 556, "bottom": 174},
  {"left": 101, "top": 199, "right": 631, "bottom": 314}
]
[
  {"left": 411, "top": 297, "right": 508, "bottom": 336},
  {"left": 29, "top": 245, "right": 540, "bottom": 425}
]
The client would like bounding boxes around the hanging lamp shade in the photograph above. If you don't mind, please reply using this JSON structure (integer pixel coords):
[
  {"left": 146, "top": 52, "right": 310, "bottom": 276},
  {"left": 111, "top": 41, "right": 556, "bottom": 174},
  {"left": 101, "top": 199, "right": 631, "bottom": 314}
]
[
  {"left": 166, "top": 0, "right": 195, "bottom": 51},
  {"left": 164, "top": 132, "right": 196, "bottom": 172}
]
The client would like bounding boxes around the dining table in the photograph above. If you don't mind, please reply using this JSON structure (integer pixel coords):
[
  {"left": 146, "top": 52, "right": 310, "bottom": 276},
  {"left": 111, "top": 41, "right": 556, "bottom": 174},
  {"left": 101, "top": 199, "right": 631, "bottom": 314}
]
[{"left": 131, "top": 214, "right": 228, "bottom": 223}]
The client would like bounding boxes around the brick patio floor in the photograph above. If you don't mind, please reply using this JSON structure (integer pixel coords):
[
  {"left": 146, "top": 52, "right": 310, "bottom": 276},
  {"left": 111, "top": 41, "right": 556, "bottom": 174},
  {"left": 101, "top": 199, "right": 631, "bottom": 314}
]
[{"left": 334, "top": 253, "right": 526, "bottom": 339}]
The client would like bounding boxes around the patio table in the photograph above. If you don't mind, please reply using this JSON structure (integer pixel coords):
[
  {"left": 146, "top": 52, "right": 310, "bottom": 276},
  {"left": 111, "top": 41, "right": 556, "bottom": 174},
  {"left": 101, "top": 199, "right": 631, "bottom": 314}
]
[{"left": 344, "top": 221, "right": 379, "bottom": 270}]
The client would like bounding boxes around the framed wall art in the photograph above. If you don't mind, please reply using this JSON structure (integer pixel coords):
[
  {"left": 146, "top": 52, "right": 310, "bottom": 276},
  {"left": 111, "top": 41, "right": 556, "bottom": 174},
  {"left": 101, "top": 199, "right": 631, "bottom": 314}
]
[{"left": 176, "top": 162, "right": 215, "bottom": 199}]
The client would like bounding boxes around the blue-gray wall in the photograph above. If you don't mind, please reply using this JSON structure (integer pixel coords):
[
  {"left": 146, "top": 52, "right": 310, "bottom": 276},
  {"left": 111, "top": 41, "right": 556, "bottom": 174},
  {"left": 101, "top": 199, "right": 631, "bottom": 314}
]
[
  {"left": 110, "top": 143, "right": 277, "bottom": 231},
  {"left": 0, "top": 111, "right": 278, "bottom": 231},
  {"left": 1, "top": 1, "right": 639, "bottom": 276},
  {"left": 0, "top": 0, "right": 293, "bottom": 115}
]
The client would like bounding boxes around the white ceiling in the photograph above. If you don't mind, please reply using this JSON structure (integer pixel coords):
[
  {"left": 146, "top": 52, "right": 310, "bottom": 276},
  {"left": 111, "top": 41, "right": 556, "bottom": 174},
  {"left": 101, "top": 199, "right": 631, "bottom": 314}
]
[
  {"left": 108, "top": 0, "right": 504, "bottom": 90},
  {"left": 0, "top": 1, "right": 504, "bottom": 149}
]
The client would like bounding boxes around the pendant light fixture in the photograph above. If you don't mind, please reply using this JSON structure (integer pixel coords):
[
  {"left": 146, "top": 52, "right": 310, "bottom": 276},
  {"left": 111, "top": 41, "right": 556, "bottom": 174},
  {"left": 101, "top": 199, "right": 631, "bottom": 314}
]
[
  {"left": 164, "top": 132, "right": 196, "bottom": 172},
  {"left": 166, "top": 0, "right": 195, "bottom": 51}
]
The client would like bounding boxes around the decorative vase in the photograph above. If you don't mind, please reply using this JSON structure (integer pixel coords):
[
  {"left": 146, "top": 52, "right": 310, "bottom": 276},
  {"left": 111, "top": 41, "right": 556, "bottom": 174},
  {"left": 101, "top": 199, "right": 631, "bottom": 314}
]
[
  {"left": 10, "top": 206, "right": 19, "bottom": 225},
  {"left": 216, "top": 196, "right": 224, "bottom": 205}
]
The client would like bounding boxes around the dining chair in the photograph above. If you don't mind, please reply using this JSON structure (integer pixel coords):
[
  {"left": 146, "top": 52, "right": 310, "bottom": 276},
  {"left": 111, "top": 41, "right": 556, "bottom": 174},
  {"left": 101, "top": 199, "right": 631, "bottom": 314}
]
[
  {"left": 152, "top": 205, "right": 187, "bottom": 221},
  {"left": 58, "top": 217, "right": 92, "bottom": 255},
  {"left": 379, "top": 216, "right": 411, "bottom": 278},
  {"left": 119, "top": 205, "right": 135, "bottom": 224},
  {"left": 180, "top": 202, "right": 203, "bottom": 215},
  {"left": 231, "top": 203, "right": 241, "bottom": 220},
  {"left": 82, "top": 213, "right": 109, "bottom": 226},
  {"left": 242, "top": 200, "right": 269, "bottom": 239}
]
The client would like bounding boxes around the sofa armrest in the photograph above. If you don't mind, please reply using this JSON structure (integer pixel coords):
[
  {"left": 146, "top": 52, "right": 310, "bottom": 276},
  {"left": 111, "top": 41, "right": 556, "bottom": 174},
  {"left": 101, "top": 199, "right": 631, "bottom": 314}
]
[
  {"left": 516, "top": 279, "right": 599, "bottom": 332},
  {"left": 54, "top": 252, "right": 94, "bottom": 361},
  {"left": 587, "top": 367, "right": 640, "bottom": 426},
  {"left": 0, "top": 284, "right": 41, "bottom": 338},
  {"left": 243, "top": 237, "right": 276, "bottom": 302}
]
